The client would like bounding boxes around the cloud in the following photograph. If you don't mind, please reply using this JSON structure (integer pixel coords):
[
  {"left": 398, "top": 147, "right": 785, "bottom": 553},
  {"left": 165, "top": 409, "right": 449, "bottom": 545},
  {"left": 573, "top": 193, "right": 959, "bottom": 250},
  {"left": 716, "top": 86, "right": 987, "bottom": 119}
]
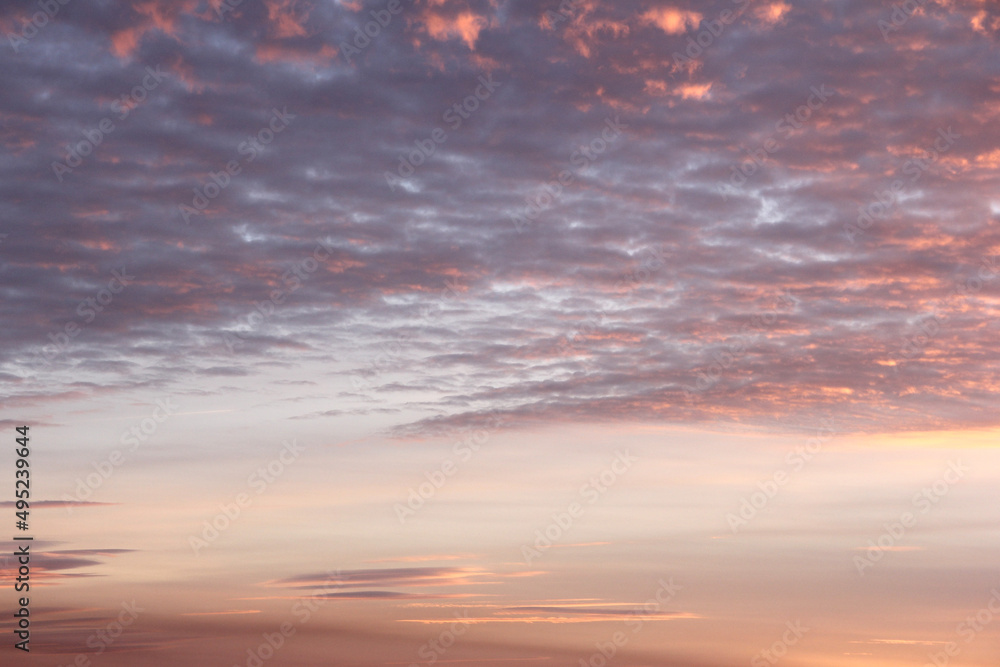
[
  {"left": 0, "top": 545, "right": 135, "bottom": 585},
  {"left": 641, "top": 7, "right": 703, "bottom": 34},
  {"left": 0, "top": 500, "right": 116, "bottom": 509},
  {"left": 266, "top": 566, "right": 499, "bottom": 589},
  {"left": 0, "top": 0, "right": 997, "bottom": 440}
]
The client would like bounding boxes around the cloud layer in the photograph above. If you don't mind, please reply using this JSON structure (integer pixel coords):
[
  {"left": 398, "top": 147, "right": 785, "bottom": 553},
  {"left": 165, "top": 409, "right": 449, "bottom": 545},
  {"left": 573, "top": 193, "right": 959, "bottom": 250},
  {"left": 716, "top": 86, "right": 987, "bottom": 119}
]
[{"left": 2, "top": 0, "right": 999, "bottom": 438}]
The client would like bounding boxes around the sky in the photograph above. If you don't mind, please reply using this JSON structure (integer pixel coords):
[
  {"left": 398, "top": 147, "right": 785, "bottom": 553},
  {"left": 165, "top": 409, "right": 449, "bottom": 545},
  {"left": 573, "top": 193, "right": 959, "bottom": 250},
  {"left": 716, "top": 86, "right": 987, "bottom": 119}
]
[{"left": 1, "top": 0, "right": 999, "bottom": 665}]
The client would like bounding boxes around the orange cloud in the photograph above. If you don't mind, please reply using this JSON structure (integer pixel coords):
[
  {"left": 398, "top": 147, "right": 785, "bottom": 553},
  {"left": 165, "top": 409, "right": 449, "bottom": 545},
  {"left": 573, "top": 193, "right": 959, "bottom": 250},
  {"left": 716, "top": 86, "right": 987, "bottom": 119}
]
[
  {"left": 421, "top": 10, "right": 489, "bottom": 50},
  {"left": 267, "top": 0, "right": 312, "bottom": 38},
  {"left": 754, "top": 2, "right": 792, "bottom": 26},
  {"left": 677, "top": 82, "right": 712, "bottom": 100},
  {"left": 110, "top": 26, "right": 143, "bottom": 60},
  {"left": 641, "top": 7, "right": 703, "bottom": 35},
  {"left": 255, "top": 43, "right": 338, "bottom": 66},
  {"left": 109, "top": 0, "right": 197, "bottom": 59},
  {"left": 401, "top": 611, "right": 701, "bottom": 624},
  {"left": 644, "top": 79, "right": 670, "bottom": 97}
]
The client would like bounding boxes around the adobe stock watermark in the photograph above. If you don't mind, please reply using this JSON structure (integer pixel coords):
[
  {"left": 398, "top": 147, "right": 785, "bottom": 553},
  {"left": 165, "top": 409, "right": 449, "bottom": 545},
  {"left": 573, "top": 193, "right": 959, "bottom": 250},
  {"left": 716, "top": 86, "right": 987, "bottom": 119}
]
[
  {"left": 844, "top": 127, "right": 960, "bottom": 243},
  {"left": 408, "top": 610, "right": 472, "bottom": 667},
  {"left": 350, "top": 275, "right": 466, "bottom": 393},
  {"left": 6, "top": 0, "right": 72, "bottom": 53},
  {"left": 348, "top": 332, "right": 411, "bottom": 394},
  {"left": 879, "top": 0, "right": 930, "bottom": 41},
  {"left": 215, "top": 0, "right": 244, "bottom": 18},
  {"left": 751, "top": 621, "right": 809, "bottom": 667},
  {"left": 521, "top": 450, "right": 637, "bottom": 564},
  {"left": 684, "top": 289, "right": 795, "bottom": 399},
  {"left": 223, "top": 237, "right": 337, "bottom": 353},
  {"left": 233, "top": 622, "right": 296, "bottom": 667},
  {"left": 338, "top": 0, "right": 414, "bottom": 63},
  {"left": 719, "top": 84, "right": 835, "bottom": 199},
  {"left": 670, "top": 0, "right": 753, "bottom": 71},
  {"left": 924, "top": 587, "right": 1000, "bottom": 667},
  {"left": 510, "top": 115, "right": 629, "bottom": 233},
  {"left": 726, "top": 418, "right": 835, "bottom": 532},
  {"left": 556, "top": 245, "right": 669, "bottom": 360},
  {"left": 52, "top": 601, "right": 143, "bottom": 667},
  {"left": 893, "top": 255, "right": 998, "bottom": 366},
  {"left": 231, "top": 569, "right": 343, "bottom": 667},
  {"left": 578, "top": 577, "right": 682, "bottom": 667},
  {"left": 557, "top": 308, "right": 610, "bottom": 357},
  {"left": 853, "top": 460, "right": 967, "bottom": 575},
  {"left": 385, "top": 72, "right": 502, "bottom": 192},
  {"left": 179, "top": 107, "right": 295, "bottom": 223},
  {"left": 394, "top": 410, "right": 505, "bottom": 524},
  {"left": 541, "top": 0, "right": 583, "bottom": 29},
  {"left": 190, "top": 439, "right": 305, "bottom": 554},
  {"left": 62, "top": 398, "right": 179, "bottom": 511},
  {"left": 35, "top": 267, "right": 135, "bottom": 368},
  {"left": 349, "top": 332, "right": 410, "bottom": 394},
  {"left": 51, "top": 65, "right": 168, "bottom": 181}
]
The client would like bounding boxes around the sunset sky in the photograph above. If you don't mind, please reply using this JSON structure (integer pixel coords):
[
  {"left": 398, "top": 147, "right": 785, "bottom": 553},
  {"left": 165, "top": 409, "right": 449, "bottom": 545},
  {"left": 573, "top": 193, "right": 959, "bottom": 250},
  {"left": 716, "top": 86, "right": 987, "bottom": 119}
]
[{"left": 2, "top": 0, "right": 1000, "bottom": 665}]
